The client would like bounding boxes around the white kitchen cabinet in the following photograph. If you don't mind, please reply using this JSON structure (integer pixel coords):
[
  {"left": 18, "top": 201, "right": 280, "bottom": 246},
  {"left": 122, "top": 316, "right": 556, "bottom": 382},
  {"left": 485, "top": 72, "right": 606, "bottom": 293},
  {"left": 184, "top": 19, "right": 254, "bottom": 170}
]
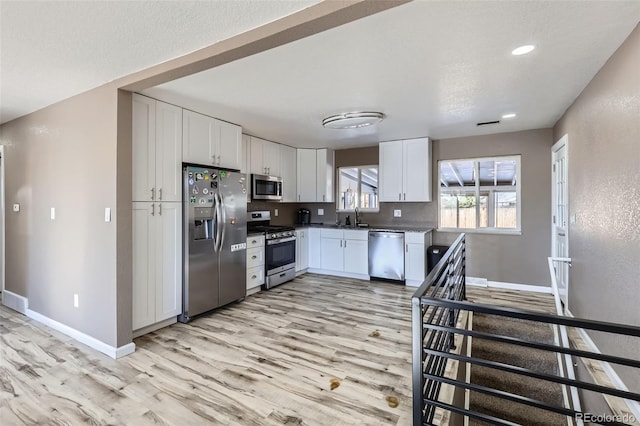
[
  {"left": 250, "top": 136, "right": 280, "bottom": 176},
  {"left": 246, "top": 234, "right": 265, "bottom": 293},
  {"left": 297, "top": 149, "right": 317, "bottom": 202},
  {"left": 296, "top": 148, "right": 335, "bottom": 203},
  {"left": 308, "top": 227, "right": 321, "bottom": 269},
  {"left": 132, "top": 94, "right": 182, "bottom": 202},
  {"left": 316, "top": 148, "right": 335, "bottom": 203},
  {"left": 404, "top": 231, "right": 432, "bottom": 287},
  {"left": 295, "top": 228, "right": 309, "bottom": 274},
  {"left": 182, "top": 109, "right": 242, "bottom": 170},
  {"left": 280, "top": 144, "right": 297, "bottom": 202},
  {"left": 319, "top": 229, "right": 368, "bottom": 276},
  {"left": 379, "top": 138, "right": 431, "bottom": 202},
  {"left": 132, "top": 201, "right": 182, "bottom": 331},
  {"left": 241, "top": 134, "right": 250, "bottom": 175}
]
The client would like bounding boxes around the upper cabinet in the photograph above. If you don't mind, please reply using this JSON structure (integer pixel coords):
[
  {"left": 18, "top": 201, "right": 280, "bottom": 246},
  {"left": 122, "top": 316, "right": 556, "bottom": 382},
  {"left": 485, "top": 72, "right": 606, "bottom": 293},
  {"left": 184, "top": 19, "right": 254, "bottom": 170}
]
[
  {"left": 132, "top": 94, "right": 182, "bottom": 202},
  {"left": 250, "top": 136, "right": 280, "bottom": 176},
  {"left": 182, "top": 109, "right": 242, "bottom": 170},
  {"left": 379, "top": 137, "right": 431, "bottom": 202},
  {"left": 296, "top": 148, "right": 334, "bottom": 203},
  {"left": 279, "top": 144, "right": 297, "bottom": 203}
]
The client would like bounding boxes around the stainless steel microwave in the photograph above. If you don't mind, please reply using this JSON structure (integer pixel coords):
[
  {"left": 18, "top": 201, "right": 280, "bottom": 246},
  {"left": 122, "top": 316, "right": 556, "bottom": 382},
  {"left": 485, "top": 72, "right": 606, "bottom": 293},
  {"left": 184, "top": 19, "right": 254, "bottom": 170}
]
[{"left": 252, "top": 174, "right": 282, "bottom": 201}]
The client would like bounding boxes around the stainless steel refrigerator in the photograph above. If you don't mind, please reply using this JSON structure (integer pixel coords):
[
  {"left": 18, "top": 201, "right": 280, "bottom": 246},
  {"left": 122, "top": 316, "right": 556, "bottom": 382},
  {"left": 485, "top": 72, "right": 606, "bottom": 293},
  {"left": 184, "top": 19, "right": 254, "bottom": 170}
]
[{"left": 178, "top": 165, "right": 248, "bottom": 323}]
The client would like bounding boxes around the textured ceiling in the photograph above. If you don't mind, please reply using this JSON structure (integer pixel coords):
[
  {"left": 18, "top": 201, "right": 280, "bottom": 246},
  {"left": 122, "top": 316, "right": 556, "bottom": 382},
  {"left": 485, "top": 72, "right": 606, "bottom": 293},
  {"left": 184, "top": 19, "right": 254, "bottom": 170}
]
[
  {"left": 2, "top": 1, "right": 639, "bottom": 149},
  {"left": 0, "top": 0, "right": 319, "bottom": 124},
  {"left": 142, "top": 1, "right": 640, "bottom": 148}
]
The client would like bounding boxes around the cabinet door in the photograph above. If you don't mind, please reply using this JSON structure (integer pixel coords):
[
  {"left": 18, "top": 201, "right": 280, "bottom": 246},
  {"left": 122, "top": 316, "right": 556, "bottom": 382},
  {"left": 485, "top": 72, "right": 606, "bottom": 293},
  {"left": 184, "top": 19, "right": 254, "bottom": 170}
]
[
  {"left": 297, "top": 149, "right": 317, "bottom": 202},
  {"left": 403, "top": 138, "right": 431, "bottom": 202},
  {"left": 320, "top": 237, "right": 344, "bottom": 272},
  {"left": 132, "top": 202, "right": 156, "bottom": 330},
  {"left": 241, "top": 134, "right": 250, "bottom": 175},
  {"left": 132, "top": 94, "right": 156, "bottom": 202},
  {"left": 343, "top": 239, "right": 368, "bottom": 275},
  {"left": 155, "top": 101, "right": 182, "bottom": 202},
  {"left": 299, "top": 230, "right": 309, "bottom": 270},
  {"left": 156, "top": 202, "right": 183, "bottom": 321},
  {"left": 183, "top": 110, "right": 215, "bottom": 165},
  {"left": 379, "top": 141, "right": 403, "bottom": 202},
  {"left": 308, "top": 228, "right": 321, "bottom": 269},
  {"left": 280, "top": 144, "right": 297, "bottom": 202},
  {"left": 250, "top": 137, "right": 265, "bottom": 174},
  {"left": 264, "top": 141, "right": 280, "bottom": 176},
  {"left": 316, "top": 148, "right": 334, "bottom": 202},
  {"left": 405, "top": 243, "right": 426, "bottom": 283},
  {"left": 218, "top": 120, "right": 242, "bottom": 170}
]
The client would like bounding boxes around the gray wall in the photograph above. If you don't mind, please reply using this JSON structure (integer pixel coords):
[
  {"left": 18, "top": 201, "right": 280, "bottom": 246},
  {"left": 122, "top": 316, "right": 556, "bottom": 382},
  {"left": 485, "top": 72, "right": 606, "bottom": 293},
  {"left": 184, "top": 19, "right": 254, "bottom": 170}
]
[
  {"left": 553, "top": 23, "right": 639, "bottom": 392},
  {"left": 433, "top": 129, "right": 554, "bottom": 286}
]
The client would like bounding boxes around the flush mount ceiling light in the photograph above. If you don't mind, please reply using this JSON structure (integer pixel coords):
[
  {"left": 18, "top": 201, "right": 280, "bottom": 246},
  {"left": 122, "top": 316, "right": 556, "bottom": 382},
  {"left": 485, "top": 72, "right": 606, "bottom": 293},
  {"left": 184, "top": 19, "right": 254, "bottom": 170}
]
[
  {"left": 502, "top": 113, "right": 517, "bottom": 119},
  {"left": 512, "top": 45, "right": 535, "bottom": 55},
  {"left": 322, "top": 111, "right": 385, "bottom": 129}
]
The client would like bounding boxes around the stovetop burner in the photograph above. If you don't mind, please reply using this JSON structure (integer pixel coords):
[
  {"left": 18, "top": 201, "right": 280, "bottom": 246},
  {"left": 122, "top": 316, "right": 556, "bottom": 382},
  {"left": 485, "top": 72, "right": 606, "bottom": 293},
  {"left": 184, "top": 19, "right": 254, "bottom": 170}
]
[{"left": 247, "top": 211, "right": 295, "bottom": 239}]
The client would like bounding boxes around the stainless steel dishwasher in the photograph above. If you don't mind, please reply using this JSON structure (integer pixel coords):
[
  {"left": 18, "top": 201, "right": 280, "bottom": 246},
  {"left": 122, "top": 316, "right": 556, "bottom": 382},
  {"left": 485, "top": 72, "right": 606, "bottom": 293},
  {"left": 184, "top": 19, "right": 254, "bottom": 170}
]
[{"left": 368, "top": 231, "right": 405, "bottom": 281}]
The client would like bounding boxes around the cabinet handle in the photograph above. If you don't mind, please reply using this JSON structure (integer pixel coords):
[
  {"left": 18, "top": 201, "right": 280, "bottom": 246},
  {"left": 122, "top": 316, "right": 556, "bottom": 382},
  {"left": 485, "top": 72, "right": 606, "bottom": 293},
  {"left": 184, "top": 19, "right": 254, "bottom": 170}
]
[
  {"left": 323, "top": 194, "right": 325, "bottom": 202},
  {"left": 151, "top": 188, "right": 155, "bottom": 201},
  {"left": 340, "top": 240, "right": 342, "bottom": 248},
  {"left": 251, "top": 275, "right": 257, "bottom": 279},
  {"left": 344, "top": 240, "right": 347, "bottom": 247},
  {"left": 404, "top": 193, "right": 406, "bottom": 201},
  {"left": 406, "top": 244, "right": 408, "bottom": 253},
  {"left": 217, "top": 155, "right": 221, "bottom": 164},
  {"left": 298, "top": 194, "right": 301, "bottom": 201},
  {"left": 398, "top": 193, "right": 401, "bottom": 201},
  {"left": 252, "top": 255, "right": 257, "bottom": 260},
  {"left": 159, "top": 188, "right": 162, "bottom": 200},
  {"left": 151, "top": 204, "right": 155, "bottom": 216},
  {"left": 251, "top": 240, "right": 257, "bottom": 244},
  {"left": 159, "top": 204, "right": 162, "bottom": 216}
]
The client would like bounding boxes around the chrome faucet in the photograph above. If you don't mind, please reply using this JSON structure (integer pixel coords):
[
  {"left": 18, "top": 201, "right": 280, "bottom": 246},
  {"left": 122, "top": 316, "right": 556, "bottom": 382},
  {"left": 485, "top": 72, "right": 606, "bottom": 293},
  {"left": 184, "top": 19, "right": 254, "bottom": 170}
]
[{"left": 355, "top": 207, "right": 361, "bottom": 226}]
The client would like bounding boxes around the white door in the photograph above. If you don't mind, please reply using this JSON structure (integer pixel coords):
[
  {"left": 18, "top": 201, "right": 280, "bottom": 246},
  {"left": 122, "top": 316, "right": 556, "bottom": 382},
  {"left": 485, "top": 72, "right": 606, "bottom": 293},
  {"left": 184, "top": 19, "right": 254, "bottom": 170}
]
[{"left": 552, "top": 135, "right": 569, "bottom": 305}]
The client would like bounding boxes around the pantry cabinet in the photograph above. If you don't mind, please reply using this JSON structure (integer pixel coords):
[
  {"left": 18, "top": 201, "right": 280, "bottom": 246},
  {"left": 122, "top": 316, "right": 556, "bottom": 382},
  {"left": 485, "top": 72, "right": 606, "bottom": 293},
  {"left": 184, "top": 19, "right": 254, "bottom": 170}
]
[
  {"left": 132, "top": 94, "right": 182, "bottom": 202},
  {"left": 132, "top": 202, "right": 182, "bottom": 331},
  {"left": 379, "top": 138, "right": 431, "bottom": 202}
]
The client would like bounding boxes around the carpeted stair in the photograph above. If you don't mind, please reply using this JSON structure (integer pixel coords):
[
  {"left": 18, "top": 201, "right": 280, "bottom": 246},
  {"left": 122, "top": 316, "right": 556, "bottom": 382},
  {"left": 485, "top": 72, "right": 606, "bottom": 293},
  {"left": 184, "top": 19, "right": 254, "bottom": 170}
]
[{"left": 468, "top": 313, "right": 568, "bottom": 425}]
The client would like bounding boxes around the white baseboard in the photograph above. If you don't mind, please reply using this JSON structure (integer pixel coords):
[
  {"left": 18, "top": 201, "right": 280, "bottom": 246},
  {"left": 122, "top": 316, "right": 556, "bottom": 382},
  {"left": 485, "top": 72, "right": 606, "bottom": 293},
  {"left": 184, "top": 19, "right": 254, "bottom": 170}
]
[
  {"left": 486, "top": 280, "right": 552, "bottom": 294},
  {"left": 466, "top": 276, "right": 488, "bottom": 287},
  {"left": 26, "top": 308, "right": 135, "bottom": 359},
  {"left": 565, "top": 309, "right": 640, "bottom": 420},
  {"left": 2, "top": 290, "right": 28, "bottom": 314}
]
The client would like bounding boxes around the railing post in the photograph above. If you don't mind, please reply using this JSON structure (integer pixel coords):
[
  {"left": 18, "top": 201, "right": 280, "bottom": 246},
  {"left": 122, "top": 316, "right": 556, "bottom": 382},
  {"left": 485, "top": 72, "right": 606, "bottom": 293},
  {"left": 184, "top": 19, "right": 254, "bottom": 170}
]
[{"left": 412, "top": 295, "right": 424, "bottom": 425}]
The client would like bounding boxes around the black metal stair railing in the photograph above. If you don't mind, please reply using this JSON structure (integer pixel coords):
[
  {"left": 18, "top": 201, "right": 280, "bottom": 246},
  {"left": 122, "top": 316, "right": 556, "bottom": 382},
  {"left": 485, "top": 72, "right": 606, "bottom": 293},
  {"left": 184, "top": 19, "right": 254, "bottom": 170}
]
[{"left": 411, "top": 233, "right": 640, "bottom": 425}]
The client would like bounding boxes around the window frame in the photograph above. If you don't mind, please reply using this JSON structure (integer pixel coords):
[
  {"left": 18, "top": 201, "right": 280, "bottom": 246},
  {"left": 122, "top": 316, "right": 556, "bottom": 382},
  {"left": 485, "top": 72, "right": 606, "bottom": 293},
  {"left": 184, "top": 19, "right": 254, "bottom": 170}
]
[
  {"left": 336, "top": 165, "right": 379, "bottom": 212},
  {"left": 437, "top": 155, "right": 522, "bottom": 235}
]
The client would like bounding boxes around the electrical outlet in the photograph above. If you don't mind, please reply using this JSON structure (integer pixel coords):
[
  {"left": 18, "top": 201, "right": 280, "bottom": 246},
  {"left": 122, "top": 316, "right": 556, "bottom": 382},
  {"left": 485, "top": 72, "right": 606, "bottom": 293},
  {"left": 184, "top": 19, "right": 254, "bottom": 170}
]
[
  {"left": 104, "top": 207, "right": 111, "bottom": 222},
  {"left": 274, "top": 208, "right": 279, "bottom": 217},
  {"left": 570, "top": 214, "right": 576, "bottom": 225},
  {"left": 318, "top": 208, "right": 324, "bottom": 216},
  {"left": 73, "top": 294, "right": 79, "bottom": 308},
  {"left": 394, "top": 209, "right": 402, "bottom": 217},
  {"left": 13, "top": 203, "right": 20, "bottom": 212},
  {"left": 50, "top": 207, "right": 56, "bottom": 220}
]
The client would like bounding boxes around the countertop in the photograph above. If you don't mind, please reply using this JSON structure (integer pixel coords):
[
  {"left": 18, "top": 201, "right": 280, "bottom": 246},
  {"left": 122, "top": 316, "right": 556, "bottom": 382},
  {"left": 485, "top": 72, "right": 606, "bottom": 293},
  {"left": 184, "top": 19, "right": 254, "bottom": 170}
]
[{"left": 294, "top": 223, "right": 434, "bottom": 233}]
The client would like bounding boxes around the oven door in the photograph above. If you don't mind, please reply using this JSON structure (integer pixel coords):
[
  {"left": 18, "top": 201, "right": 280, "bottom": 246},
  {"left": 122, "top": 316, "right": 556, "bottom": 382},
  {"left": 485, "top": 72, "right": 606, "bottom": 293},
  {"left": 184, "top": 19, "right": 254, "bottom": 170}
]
[
  {"left": 266, "top": 236, "right": 296, "bottom": 275},
  {"left": 252, "top": 174, "right": 282, "bottom": 201}
]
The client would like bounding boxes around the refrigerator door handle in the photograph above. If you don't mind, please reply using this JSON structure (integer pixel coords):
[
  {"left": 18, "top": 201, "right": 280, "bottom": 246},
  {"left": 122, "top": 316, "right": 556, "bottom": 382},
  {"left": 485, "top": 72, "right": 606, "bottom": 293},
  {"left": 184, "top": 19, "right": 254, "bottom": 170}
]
[
  {"left": 212, "top": 194, "right": 219, "bottom": 252},
  {"left": 217, "top": 193, "right": 226, "bottom": 252}
]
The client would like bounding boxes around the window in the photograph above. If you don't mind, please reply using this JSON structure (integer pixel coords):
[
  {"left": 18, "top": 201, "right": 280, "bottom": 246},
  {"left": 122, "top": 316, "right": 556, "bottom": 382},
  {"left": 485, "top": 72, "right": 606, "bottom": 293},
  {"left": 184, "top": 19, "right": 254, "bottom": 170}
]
[
  {"left": 337, "top": 166, "right": 379, "bottom": 211},
  {"left": 438, "top": 156, "right": 520, "bottom": 232}
]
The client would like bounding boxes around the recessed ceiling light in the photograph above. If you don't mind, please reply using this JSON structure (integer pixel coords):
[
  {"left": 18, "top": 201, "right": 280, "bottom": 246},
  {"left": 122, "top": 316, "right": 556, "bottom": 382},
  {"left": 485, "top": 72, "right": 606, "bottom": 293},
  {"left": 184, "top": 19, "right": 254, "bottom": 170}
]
[
  {"left": 502, "top": 113, "right": 517, "bottom": 119},
  {"left": 322, "top": 111, "right": 385, "bottom": 129},
  {"left": 512, "top": 45, "right": 535, "bottom": 56}
]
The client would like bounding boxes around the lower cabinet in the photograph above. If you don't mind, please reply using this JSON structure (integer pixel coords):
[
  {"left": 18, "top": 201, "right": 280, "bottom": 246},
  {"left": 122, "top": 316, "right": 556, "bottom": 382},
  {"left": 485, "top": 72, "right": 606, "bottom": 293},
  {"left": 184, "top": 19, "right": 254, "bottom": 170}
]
[
  {"left": 295, "top": 228, "right": 309, "bottom": 273},
  {"left": 308, "top": 228, "right": 321, "bottom": 269},
  {"left": 404, "top": 231, "right": 432, "bottom": 286},
  {"left": 246, "top": 234, "right": 265, "bottom": 293},
  {"left": 132, "top": 202, "right": 182, "bottom": 331},
  {"left": 319, "top": 229, "right": 368, "bottom": 276}
]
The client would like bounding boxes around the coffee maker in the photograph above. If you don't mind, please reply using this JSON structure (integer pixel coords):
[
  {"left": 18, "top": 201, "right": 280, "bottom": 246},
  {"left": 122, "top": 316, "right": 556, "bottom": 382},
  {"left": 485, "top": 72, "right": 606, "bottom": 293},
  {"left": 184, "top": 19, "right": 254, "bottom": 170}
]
[{"left": 296, "top": 208, "right": 311, "bottom": 225}]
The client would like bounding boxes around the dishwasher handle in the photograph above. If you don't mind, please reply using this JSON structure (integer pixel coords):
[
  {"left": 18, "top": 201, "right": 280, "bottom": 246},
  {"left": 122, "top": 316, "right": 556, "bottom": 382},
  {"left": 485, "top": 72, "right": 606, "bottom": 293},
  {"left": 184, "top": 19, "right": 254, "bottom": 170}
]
[{"left": 369, "top": 231, "right": 404, "bottom": 239}]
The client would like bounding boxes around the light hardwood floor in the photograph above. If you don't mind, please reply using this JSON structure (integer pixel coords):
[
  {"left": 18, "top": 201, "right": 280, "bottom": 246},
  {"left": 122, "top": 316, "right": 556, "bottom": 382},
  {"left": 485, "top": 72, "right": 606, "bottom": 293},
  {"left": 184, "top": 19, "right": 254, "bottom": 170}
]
[{"left": 1, "top": 276, "right": 555, "bottom": 425}]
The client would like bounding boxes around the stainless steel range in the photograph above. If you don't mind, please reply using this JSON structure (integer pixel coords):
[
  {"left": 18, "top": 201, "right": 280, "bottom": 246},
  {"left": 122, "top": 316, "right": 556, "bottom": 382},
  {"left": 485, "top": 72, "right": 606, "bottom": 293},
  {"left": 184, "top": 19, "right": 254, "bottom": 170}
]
[{"left": 247, "top": 211, "right": 296, "bottom": 289}]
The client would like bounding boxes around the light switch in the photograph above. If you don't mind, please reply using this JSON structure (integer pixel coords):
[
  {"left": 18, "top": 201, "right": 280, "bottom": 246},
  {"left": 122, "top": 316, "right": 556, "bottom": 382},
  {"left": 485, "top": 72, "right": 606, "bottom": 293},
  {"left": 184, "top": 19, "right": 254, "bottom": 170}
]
[
  {"left": 105, "top": 208, "right": 111, "bottom": 222},
  {"left": 50, "top": 207, "right": 56, "bottom": 220},
  {"left": 274, "top": 208, "right": 279, "bottom": 217},
  {"left": 394, "top": 209, "right": 402, "bottom": 217},
  {"left": 318, "top": 208, "right": 324, "bottom": 216},
  {"left": 12, "top": 203, "right": 20, "bottom": 212}
]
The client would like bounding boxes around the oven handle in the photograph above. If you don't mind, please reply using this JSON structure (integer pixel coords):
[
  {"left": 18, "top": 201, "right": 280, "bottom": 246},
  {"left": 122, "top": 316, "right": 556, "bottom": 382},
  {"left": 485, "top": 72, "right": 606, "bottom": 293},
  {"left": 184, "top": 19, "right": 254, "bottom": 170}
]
[{"left": 266, "top": 236, "right": 296, "bottom": 245}]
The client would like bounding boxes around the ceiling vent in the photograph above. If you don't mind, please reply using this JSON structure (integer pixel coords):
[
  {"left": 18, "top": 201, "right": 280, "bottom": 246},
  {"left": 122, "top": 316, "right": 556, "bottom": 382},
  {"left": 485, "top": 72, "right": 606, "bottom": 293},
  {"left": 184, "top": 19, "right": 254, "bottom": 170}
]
[{"left": 476, "top": 120, "right": 500, "bottom": 126}]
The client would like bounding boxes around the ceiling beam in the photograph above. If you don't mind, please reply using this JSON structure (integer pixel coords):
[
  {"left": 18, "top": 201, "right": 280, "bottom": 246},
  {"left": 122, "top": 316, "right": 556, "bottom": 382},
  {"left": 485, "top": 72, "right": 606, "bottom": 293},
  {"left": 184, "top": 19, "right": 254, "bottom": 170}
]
[{"left": 447, "top": 162, "right": 464, "bottom": 187}]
